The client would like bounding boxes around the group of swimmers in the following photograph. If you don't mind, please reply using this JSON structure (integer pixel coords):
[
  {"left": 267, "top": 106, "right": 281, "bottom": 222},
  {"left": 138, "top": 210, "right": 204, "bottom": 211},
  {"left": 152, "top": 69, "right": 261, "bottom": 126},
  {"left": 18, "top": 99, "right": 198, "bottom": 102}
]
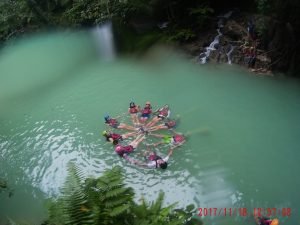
[
  {"left": 102, "top": 101, "right": 281, "bottom": 224},
  {"left": 102, "top": 101, "right": 185, "bottom": 169}
]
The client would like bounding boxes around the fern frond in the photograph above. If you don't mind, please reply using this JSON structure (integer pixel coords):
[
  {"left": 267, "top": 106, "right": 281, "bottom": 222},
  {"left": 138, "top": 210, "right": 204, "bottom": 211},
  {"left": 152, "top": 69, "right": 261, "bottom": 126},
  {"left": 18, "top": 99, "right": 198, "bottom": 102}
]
[
  {"left": 109, "top": 204, "right": 130, "bottom": 217},
  {"left": 104, "top": 195, "right": 132, "bottom": 208},
  {"left": 149, "top": 191, "right": 165, "bottom": 214},
  {"left": 104, "top": 186, "right": 129, "bottom": 198}
]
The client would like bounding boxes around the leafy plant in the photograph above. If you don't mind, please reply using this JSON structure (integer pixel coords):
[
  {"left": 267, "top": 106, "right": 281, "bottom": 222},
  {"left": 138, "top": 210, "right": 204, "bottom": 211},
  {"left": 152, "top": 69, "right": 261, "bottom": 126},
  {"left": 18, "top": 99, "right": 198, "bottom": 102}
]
[
  {"left": 167, "top": 29, "right": 196, "bottom": 43},
  {"left": 46, "top": 164, "right": 202, "bottom": 225}
]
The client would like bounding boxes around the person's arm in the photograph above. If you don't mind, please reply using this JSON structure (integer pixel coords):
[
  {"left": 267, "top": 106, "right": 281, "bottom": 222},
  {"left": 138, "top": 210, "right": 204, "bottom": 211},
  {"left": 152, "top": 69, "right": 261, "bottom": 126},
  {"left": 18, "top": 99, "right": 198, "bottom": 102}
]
[
  {"left": 163, "top": 148, "right": 174, "bottom": 162},
  {"left": 174, "top": 140, "right": 185, "bottom": 147},
  {"left": 167, "top": 148, "right": 174, "bottom": 157},
  {"left": 166, "top": 110, "right": 171, "bottom": 118},
  {"left": 170, "top": 129, "right": 183, "bottom": 136}
]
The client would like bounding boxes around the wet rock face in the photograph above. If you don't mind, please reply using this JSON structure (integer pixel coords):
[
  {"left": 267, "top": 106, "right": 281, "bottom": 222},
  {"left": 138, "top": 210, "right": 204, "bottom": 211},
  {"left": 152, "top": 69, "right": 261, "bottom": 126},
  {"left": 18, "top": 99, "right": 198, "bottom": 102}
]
[
  {"left": 182, "top": 12, "right": 272, "bottom": 75},
  {"left": 222, "top": 20, "right": 247, "bottom": 40}
]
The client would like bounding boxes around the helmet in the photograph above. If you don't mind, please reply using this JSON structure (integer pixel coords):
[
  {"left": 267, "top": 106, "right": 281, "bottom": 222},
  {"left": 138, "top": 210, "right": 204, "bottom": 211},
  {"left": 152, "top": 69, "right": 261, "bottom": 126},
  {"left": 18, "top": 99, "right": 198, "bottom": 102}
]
[
  {"left": 102, "top": 131, "right": 108, "bottom": 136},
  {"left": 160, "top": 161, "right": 168, "bottom": 169},
  {"left": 115, "top": 145, "right": 123, "bottom": 153},
  {"left": 104, "top": 115, "right": 110, "bottom": 121},
  {"left": 146, "top": 101, "right": 151, "bottom": 105},
  {"left": 130, "top": 102, "right": 135, "bottom": 107}
]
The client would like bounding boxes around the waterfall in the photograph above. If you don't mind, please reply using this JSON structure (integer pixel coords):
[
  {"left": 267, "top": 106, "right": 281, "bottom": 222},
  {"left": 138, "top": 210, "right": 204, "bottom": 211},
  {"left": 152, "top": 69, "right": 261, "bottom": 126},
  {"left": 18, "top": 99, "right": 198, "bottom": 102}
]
[
  {"left": 226, "top": 44, "right": 235, "bottom": 64},
  {"left": 198, "top": 29, "right": 222, "bottom": 64},
  {"left": 92, "top": 21, "right": 116, "bottom": 61},
  {"left": 198, "top": 10, "right": 237, "bottom": 65}
]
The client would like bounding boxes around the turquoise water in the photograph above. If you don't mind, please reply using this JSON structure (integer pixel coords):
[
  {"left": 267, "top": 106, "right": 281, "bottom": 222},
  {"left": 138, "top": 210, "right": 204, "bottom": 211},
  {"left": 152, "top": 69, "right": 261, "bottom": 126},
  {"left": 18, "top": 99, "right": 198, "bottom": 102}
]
[{"left": 0, "top": 33, "right": 300, "bottom": 225}]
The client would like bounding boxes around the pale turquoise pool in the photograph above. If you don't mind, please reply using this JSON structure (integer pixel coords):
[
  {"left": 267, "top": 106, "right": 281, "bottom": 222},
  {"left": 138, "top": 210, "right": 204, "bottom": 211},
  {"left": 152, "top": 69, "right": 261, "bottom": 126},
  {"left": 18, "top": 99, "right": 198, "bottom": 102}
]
[{"left": 0, "top": 32, "right": 299, "bottom": 225}]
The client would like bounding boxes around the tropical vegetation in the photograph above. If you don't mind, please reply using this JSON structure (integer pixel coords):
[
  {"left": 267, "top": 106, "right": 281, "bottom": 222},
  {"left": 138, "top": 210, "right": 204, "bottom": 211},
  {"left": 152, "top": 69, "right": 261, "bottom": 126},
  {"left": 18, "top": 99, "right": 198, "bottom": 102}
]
[
  {"left": 0, "top": 0, "right": 299, "bottom": 73},
  {"left": 43, "top": 164, "right": 203, "bottom": 225}
]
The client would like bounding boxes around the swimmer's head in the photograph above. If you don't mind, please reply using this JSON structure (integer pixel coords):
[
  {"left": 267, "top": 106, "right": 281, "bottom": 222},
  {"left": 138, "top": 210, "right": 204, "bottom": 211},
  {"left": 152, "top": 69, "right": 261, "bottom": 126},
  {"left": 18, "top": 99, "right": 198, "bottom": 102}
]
[
  {"left": 115, "top": 145, "right": 123, "bottom": 153},
  {"left": 159, "top": 161, "right": 168, "bottom": 169},
  {"left": 104, "top": 115, "right": 110, "bottom": 122},
  {"left": 130, "top": 102, "right": 135, "bottom": 108},
  {"left": 145, "top": 101, "right": 151, "bottom": 109}
]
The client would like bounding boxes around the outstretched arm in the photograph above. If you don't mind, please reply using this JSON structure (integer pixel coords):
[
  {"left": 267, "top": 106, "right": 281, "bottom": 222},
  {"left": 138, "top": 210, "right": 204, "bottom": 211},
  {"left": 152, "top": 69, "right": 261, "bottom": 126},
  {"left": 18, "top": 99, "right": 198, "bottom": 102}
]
[
  {"left": 174, "top": 140, "right": 185, "bottom": 147},
  {"left": 167, "top": 148, "right": 174, "bottom": 157},
  {"left": 148, "top": 133, "right": 165, "bottom": 138}
]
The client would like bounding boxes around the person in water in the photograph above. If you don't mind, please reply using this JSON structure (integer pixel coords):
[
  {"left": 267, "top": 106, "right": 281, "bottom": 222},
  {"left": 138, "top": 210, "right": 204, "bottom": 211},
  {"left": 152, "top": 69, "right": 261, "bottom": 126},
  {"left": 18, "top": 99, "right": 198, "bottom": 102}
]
[
  {"left": 146, "top": 104, "right": 170, "bottom": 127},
  {"left": 104, "top": 115, "right": 136, "bottom": 131},
  {"left": 115, "top": 134, "right": 145, "bottom": 157},
  {"left": 102, "top": 130, "right": 138, "bottom": 145},
  {"left": 140, "top": 101, "right": 152, "bottom": 123},
  {"left": 128, "top": 101, "right": 140, "bottom": 125},
  {"left": 147, "top": 118, "right": 177, "bottom": 132},
  {"left": 149, "top": 130, "right": 185, "bottom": 147},
  {"left": 255, "top": 217, "right": 279, "bottom": 225},
  {"left": 124, "top": 147, "right": 175, "bottom": 169}
]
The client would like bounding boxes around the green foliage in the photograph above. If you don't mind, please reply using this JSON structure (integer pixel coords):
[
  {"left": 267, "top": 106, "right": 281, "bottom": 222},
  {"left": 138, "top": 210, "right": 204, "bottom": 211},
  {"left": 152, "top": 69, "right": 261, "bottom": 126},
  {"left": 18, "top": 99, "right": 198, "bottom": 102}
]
[
  {"left": 189, "top": 5, "right": 214, "bottom": 28},
  {"left": 255, "top": 0, "right": 271, "bottom": 39},
  {"left": 167, "top": 29, "right": 196, "bottom": 43},
  {"left": 46, "top": 164, "right": 202, "bottom": 225},
  {"left": 255, "top": 0, "right": 271, "bottom": 15},
  {"left": 60, "top": 0, "right": 136, "bottom": 26}
]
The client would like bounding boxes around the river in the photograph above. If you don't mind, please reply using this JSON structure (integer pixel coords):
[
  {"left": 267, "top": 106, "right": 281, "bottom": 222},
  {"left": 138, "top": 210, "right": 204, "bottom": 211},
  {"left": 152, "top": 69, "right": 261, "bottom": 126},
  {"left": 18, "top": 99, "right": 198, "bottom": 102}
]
[{"left": 0, "top": 31, "right": 299, "bottom": 225}]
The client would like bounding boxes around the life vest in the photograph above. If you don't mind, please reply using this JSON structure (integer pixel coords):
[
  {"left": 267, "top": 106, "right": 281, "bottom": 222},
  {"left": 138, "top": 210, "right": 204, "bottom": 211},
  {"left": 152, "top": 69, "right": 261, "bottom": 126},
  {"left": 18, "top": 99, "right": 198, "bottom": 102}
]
[
  {"left": 148, "top": 154, "right": 162, "bottom": 168},
  {"left": 115, "top": 145, "right": 134, "bottom": 156},
  {"left": 111, "top": 133, "right": 122, "bottom": 141},
  {"left": 142, "top": 107, "right": 152, "bottom": 115},
  {"left": 159, "top": 108, "right": 169, "bottom": 117},
  {"left": 129, "top": 107, "right": 138, "bottom": 113},
  {"left": 108, "top": 118, "right": 118, "bottom": 126}
]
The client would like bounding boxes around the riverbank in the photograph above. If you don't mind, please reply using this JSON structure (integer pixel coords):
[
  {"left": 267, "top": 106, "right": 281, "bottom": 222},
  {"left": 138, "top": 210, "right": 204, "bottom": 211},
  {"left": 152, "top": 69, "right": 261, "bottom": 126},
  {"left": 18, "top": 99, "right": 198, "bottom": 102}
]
[{"left": 178, "top": 11, "right": 273, "bottom": 76}]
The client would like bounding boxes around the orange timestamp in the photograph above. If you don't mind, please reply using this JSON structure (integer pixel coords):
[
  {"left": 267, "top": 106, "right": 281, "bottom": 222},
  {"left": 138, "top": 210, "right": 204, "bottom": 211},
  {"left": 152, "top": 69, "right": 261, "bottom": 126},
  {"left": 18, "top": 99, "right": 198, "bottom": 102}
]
[{"left": 197, "top": 207, "right": 292, "bottom": 217}]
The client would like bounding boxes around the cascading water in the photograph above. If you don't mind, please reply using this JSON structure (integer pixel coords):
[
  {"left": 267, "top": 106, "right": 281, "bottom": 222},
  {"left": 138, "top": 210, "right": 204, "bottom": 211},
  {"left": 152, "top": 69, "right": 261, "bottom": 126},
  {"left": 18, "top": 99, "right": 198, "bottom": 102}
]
[
  {"left": 198, "top": 29, "right": 222, "bottom": 64},
  {"left": 92, "top": 21, "right": 115, "bottom": 61},
  {"left": 198, "top": 11, "right": 236, "bottom": 65},
  {"left": 226, "top": 44, "right": 235, "bottom": 64}
]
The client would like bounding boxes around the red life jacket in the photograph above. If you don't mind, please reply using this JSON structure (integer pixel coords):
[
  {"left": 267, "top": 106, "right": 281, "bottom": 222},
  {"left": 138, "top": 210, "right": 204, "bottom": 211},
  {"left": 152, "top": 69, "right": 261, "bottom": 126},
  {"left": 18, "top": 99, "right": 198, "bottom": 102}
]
[
  {"left": 129, "top": 107, "right": 138, "bottom": 113},
  {"left": 159, "top": 108, "right": 169, "bottom": 117},
  {"left": 148, "top": 153, "right": 161, "bottom": 161},
  {"left": 111, "top": 133, "right": 122, "bottom": 140},
  {"left": 142, "top": 107, "right": 152, "bottom": 114},
  {"left": 108, "top": 118, "right": 118, "bottom": 126}
]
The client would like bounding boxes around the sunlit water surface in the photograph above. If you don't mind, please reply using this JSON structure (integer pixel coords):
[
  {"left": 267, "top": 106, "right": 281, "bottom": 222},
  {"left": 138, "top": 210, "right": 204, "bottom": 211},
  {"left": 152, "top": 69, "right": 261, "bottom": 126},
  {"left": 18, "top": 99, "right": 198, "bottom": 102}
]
[{"left": 0, "top": 32, "right": 299, "bottom": 225}]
